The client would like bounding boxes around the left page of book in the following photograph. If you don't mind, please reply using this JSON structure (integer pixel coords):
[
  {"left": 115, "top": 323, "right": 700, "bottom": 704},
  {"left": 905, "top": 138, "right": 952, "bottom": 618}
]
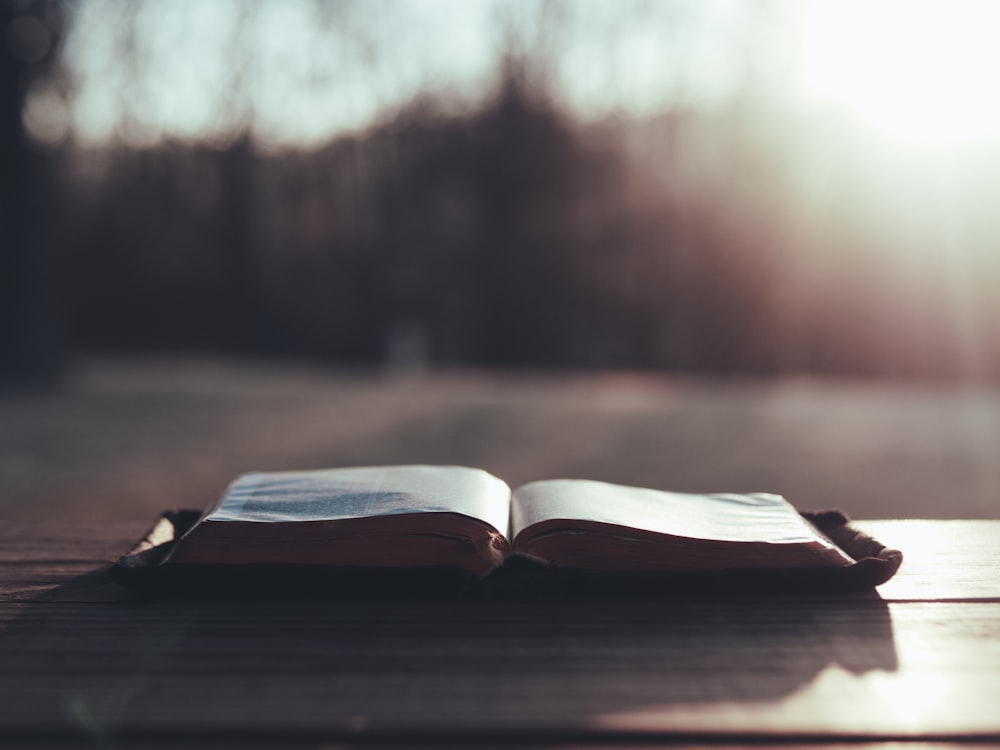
[{"left": 164, "top": 465, "right": 512, "bottom": 575}]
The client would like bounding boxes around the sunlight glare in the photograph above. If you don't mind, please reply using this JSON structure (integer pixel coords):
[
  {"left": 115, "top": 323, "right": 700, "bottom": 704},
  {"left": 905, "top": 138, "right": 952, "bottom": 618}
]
[{"left": 803, "top": 1, "right": 1000, "bottom": 146}]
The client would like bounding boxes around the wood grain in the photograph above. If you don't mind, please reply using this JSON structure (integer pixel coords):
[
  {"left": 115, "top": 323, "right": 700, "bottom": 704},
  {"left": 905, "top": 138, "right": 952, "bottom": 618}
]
[
  {"left": 856, "top": 520, "right": 1000, "bottom": 601},
  {"left": 0, "top": 596, "right": 998, "bottom": 738},
  {"left": 4, "top": 520, "right": 997, "bottom": 602},
  {"left": 2, "top": 520, "right": 999, "bottom": 744}
]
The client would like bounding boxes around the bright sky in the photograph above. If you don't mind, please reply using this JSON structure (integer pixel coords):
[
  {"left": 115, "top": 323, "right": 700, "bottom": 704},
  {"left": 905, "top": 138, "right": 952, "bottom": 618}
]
[
  {"left": 802, "top": 0, "right": 1000, "bottom": 146},
  {"left": 28, "top": 0, "right": 760, "bottom": 148},
  {"left": 25, "top": 0, "right": 1000, "bottom": 153}
]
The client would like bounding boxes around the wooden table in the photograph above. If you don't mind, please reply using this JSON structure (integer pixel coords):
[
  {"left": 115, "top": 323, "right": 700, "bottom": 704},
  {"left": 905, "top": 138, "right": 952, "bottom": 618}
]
[{"left": 1, "top": 519, "right": 998, "bottom": 747}]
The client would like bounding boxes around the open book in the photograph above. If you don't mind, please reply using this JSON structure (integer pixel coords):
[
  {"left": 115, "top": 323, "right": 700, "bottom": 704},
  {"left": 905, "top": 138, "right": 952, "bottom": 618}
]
[{"left": 163, "top": 465, "right": 856, "bottom": 577}]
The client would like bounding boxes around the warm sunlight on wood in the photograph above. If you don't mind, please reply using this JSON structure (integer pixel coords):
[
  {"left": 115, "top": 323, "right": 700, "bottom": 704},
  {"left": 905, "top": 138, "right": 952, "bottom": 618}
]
[{"left": 803, "top": 1, "right": 1000, "bottom": 146}]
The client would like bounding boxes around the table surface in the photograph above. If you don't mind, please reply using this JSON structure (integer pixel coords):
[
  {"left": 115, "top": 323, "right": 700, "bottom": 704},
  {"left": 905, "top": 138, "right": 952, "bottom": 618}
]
[{"left": 1, "top": 519, "right": 998, "bottom": 748}]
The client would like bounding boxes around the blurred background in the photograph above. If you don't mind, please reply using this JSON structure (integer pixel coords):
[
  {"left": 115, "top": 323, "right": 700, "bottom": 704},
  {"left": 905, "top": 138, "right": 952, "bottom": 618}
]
[{"left": 3, "top": 0, "right": 1000, "bottom": 522}]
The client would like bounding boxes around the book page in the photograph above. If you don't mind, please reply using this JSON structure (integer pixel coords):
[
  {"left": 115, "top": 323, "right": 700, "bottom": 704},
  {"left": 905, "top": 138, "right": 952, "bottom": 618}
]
[
  {"left": 511, "top": 479, "right": 846, "bottom": 551},
  {"left": 206, "top": 465, "right": 511, "bottom": 536}
]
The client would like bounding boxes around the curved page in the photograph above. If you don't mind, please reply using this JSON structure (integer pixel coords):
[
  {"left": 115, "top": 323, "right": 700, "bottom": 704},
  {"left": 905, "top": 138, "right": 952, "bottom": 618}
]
[
  {"left": 510, "top": 479, "right": 853, "bottom": 569},
  {"left": 207, "top": 465, "right": 510, "bottom": 532},
  {"left": 166, "top": 465, "right": 512, "bottom": 573}
]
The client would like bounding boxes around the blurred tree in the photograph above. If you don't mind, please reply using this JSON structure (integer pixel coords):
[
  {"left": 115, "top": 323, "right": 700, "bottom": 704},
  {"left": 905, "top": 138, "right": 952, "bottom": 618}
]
[{"left": 0, "top": 0, "right": 63, "bottom": 384}]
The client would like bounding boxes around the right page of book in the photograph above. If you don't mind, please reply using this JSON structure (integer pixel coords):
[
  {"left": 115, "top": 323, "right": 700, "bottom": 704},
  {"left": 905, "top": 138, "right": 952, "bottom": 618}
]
[{"left": 510, "top": 479, "right": 853, "bottom": 568}]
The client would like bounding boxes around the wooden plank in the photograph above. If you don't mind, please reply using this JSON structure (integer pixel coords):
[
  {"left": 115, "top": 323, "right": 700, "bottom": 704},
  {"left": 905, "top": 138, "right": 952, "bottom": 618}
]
[
  {"left": 1, "top": 521, "right": 999, "bottom": 741},
  {"left": 0, "top": 564, "right": 131, "bottom": 603},
  {"left": 0, "top": 521, "right": 144, "bottom": 562},
  {"left": 0, "top": 520, "right": 144, "bottom": 602},
  {"left": 1, "top": 520, "right": 999, "bottom": 602},
  {"left": 857, "top": 520, "right": 1000, "bottom": 601},
  {"left": 1, "top": 595, "right": 1000, "bottom": 738}
]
